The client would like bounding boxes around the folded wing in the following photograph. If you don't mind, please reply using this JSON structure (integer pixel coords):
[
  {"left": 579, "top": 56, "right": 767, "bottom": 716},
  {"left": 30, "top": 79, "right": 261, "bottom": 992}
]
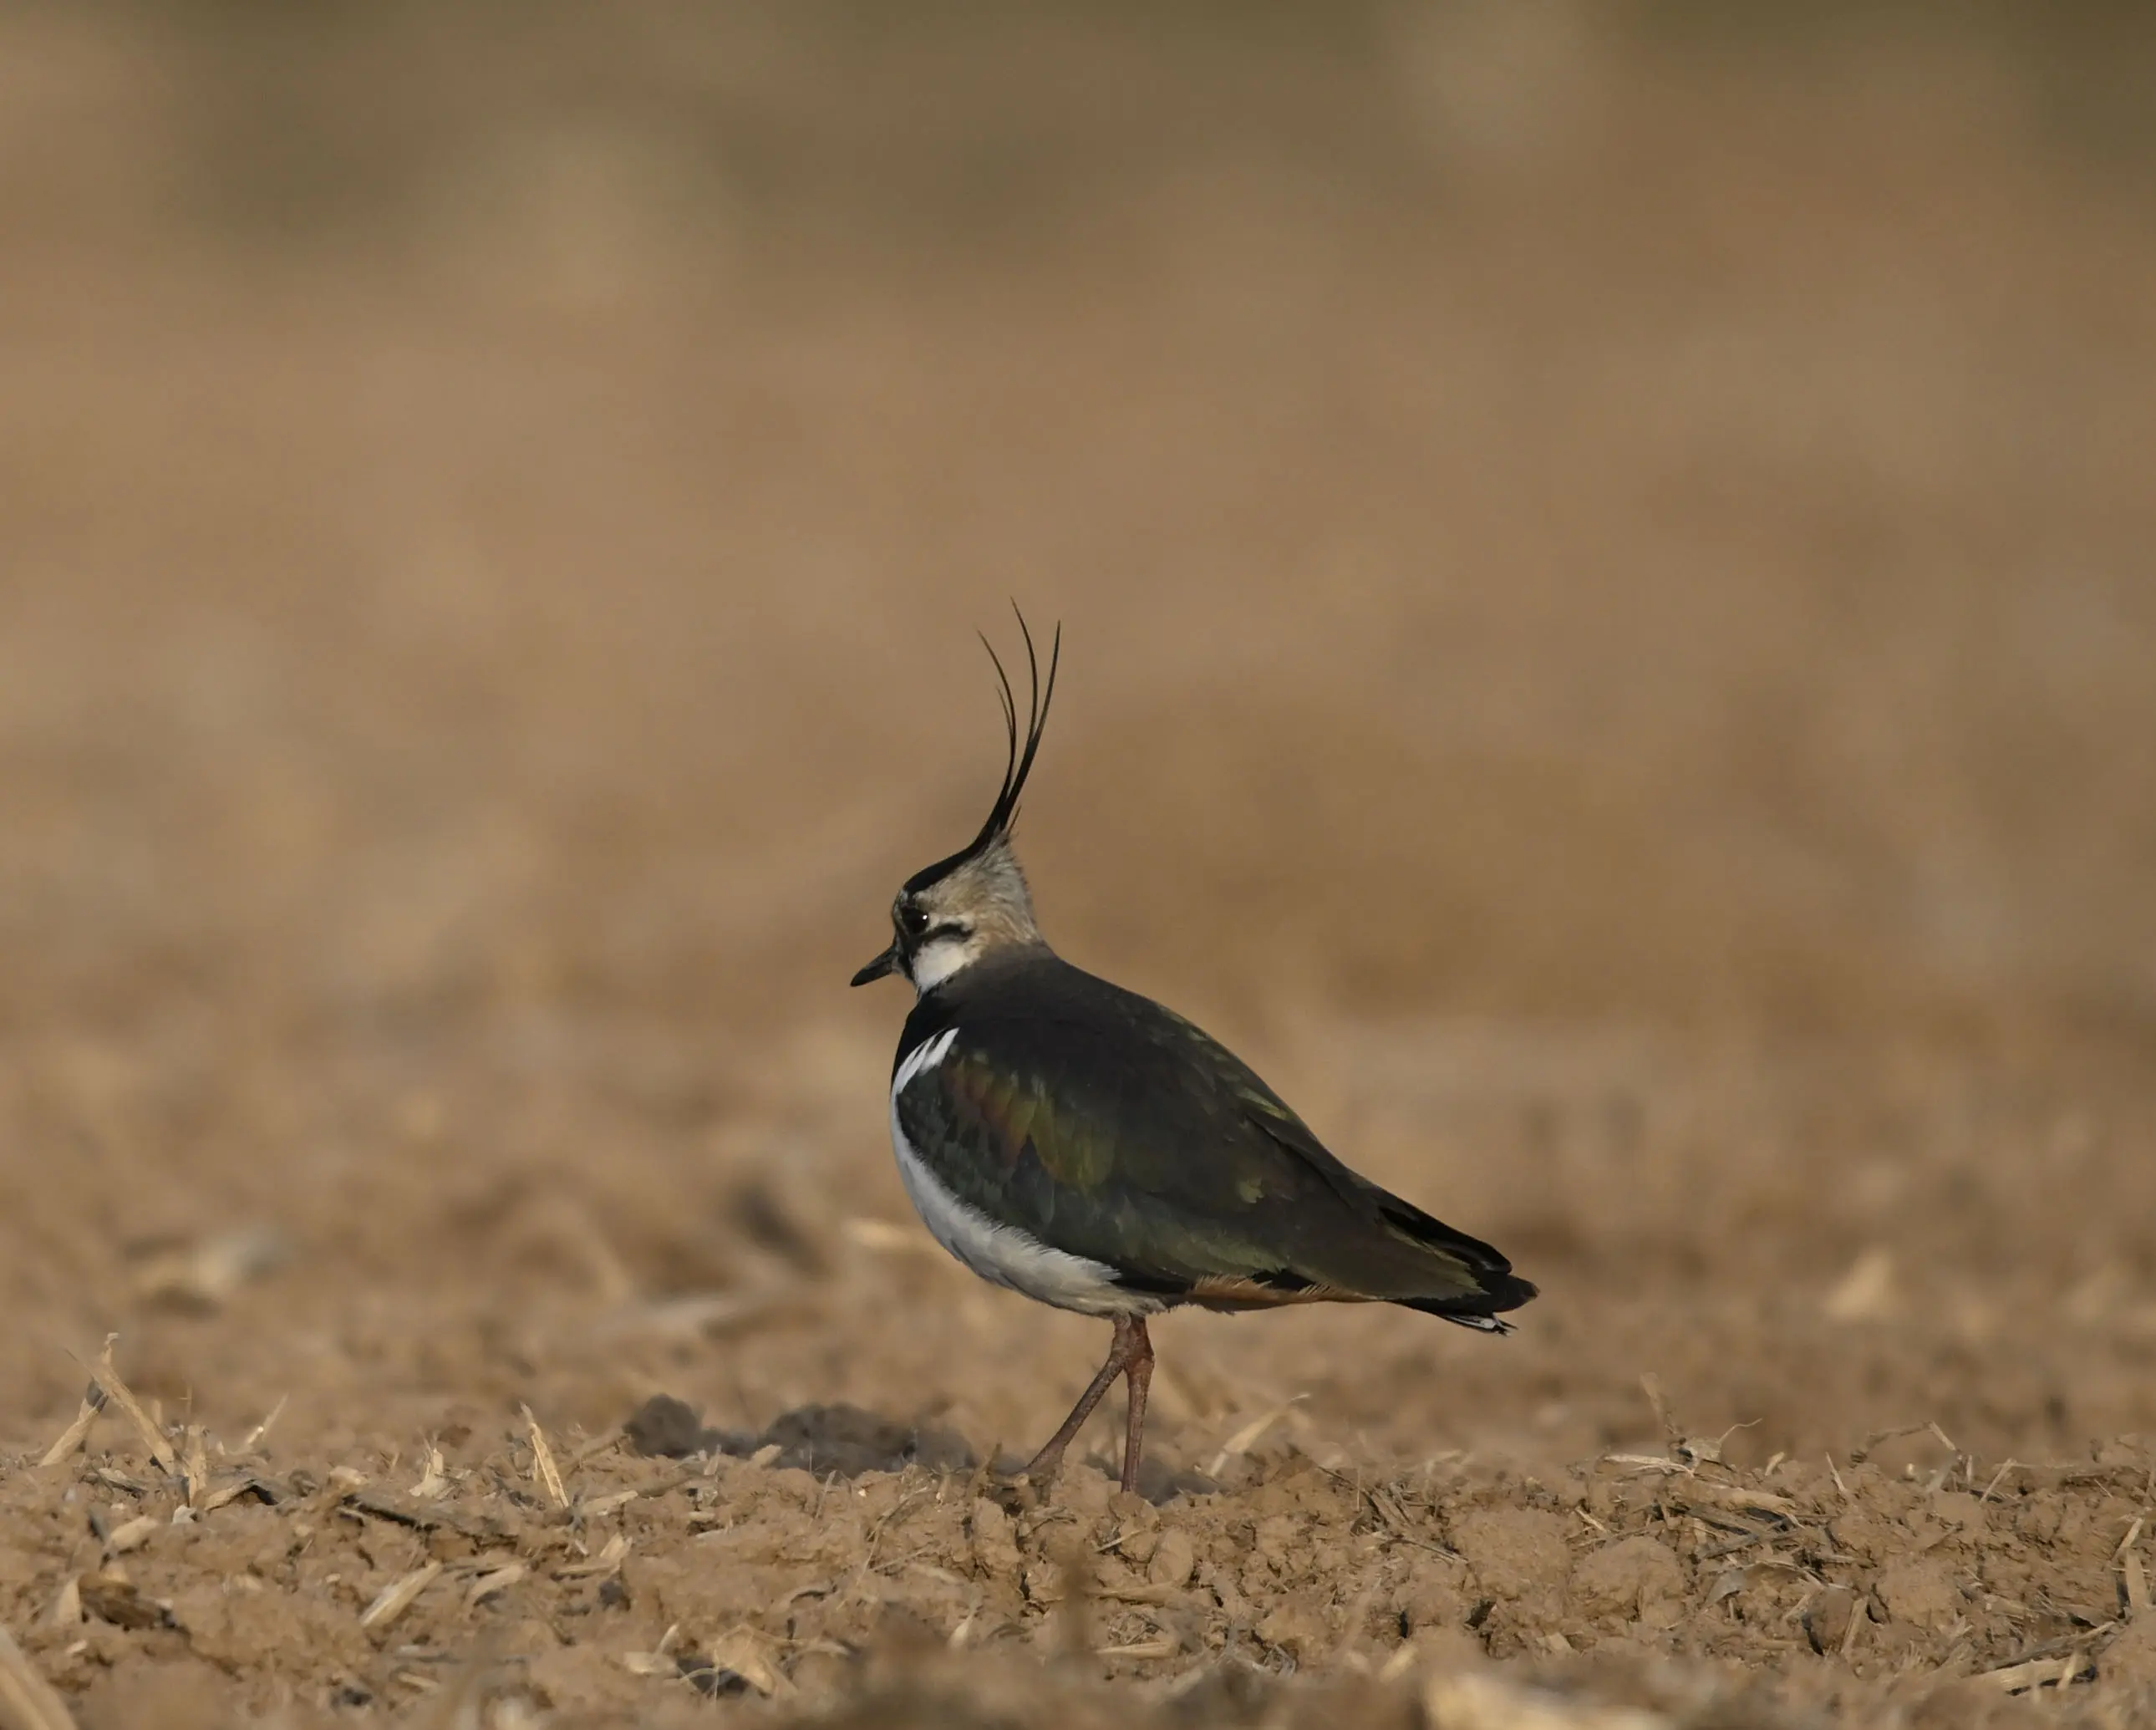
[{"left": 892, "top": 962, "right": 1536, "bottom": 1326}]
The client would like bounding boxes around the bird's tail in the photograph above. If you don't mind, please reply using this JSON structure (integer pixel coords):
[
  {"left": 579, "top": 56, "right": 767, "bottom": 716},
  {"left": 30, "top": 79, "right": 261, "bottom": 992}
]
[
  {"left": 1376, "top": 1195, "right": 1538, "bottom": 1331},
  {"left": 1396, "top": 1275, "right": 1539, "bottom": 1332}
]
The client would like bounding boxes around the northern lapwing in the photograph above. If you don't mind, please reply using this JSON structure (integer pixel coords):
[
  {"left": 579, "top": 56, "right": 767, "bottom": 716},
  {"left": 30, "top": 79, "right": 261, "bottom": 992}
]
[{"left": 852, "top": 616, "right": 1536, "bottom": 1494}]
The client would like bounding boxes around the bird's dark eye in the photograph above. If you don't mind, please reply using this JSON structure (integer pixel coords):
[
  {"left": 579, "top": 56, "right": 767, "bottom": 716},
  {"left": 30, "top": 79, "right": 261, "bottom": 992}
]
[{"left": 897, "top": 904, "right": 929, "bottom": 939}]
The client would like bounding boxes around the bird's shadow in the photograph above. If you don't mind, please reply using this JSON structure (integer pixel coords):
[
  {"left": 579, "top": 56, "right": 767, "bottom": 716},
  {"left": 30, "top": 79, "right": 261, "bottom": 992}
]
[
  {"left": 987, "top": 1448, "right": 1218, "bottom": 1509},
  {"left": 623, "top": 1394, "right": 1213, "bottom": 1503}
]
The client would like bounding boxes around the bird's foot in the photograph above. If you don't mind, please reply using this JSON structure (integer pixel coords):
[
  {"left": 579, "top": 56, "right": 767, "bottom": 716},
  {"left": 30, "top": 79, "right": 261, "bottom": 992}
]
[{"left": 1015, "top": 1442, "right": 1069, "bottom": 1487}]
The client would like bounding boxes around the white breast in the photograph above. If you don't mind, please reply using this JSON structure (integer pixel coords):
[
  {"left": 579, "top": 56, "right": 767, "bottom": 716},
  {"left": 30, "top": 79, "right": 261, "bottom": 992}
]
[{"left": 887, "top": 1029, "right": 1156, "bottom": 1317}]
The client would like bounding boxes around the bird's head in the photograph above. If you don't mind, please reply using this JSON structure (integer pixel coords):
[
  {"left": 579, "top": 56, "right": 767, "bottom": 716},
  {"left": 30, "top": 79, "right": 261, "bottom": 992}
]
[{"left": 852, "top": 614, "right": 1059, "bottom": 996}]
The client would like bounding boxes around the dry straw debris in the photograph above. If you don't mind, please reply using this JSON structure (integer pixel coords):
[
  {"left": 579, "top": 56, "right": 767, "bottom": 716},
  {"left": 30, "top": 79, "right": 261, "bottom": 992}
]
[
  {"left": 0, "top": 1623, "right": 78, "bottom": 1730},
  {"left": 6, "top": 1338, "right": 2156, "bottom": 1725}
]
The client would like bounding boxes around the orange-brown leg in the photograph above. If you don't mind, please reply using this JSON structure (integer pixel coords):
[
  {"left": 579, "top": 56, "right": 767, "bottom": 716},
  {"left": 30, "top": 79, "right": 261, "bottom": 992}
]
[
  {"left": 1020, "top": 1315, "right": 1154, "bottom": 1492},
  {"left": 1117, "top": 1318, "right": 1154, "bottom": 1494}
]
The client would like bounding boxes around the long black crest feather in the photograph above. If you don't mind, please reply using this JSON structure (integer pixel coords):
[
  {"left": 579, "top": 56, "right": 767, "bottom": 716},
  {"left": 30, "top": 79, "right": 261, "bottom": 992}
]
[
  {"left": 903, "top": 608, "right": 1060, "bottom": 894},
  {"left": 975, "top": 607, "right": 1059, "bottom": 847}
]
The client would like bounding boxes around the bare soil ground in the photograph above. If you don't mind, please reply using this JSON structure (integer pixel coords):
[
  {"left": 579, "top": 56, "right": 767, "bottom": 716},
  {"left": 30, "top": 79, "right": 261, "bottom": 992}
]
[{"left": 3, "top": 7, "right": 2156, "bottom": 1726}]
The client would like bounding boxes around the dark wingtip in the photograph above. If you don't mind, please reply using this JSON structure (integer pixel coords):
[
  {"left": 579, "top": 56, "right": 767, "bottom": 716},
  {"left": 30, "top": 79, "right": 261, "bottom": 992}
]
[{"left": 1397, "top": 1269, "right": 1538, "bottom": 1331}]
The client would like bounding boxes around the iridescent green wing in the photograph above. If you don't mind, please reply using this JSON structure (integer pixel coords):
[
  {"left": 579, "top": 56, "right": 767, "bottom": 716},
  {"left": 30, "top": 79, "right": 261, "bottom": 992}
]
[{"left": 894, "top": 961, "right": 1527, "bottom": 1311}]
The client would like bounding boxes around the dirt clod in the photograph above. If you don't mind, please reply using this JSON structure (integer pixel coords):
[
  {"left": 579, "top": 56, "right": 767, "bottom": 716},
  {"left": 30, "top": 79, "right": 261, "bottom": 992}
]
[
  {"left": 76, "top": 1575, "right": 170, "bottom": 1633},
  {"left": 623, "top": 1395, "right": 711, "bottom": 1459},
  {"left": 1803, "top": 1586, "right": 1858, "bottom": 1655},
  {"left": 1572, "top": 1536, "right": 1685, "bottom": 1627},
  {"left": 1452, "top": 1509, "right": 1575, "bottom": 1603},
  {"left": 1874, "top": 1557, "right": 1961, "bottom": 1631},
  {"left": 1145, "top": 1529, "right": 1197, "bottom": 1590}
]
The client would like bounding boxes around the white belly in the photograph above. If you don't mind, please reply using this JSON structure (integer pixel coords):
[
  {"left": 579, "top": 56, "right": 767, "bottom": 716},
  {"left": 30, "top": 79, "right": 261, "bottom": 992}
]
[{"left": 887, "top": 1030, "right": 1155, "bottom": 1317}]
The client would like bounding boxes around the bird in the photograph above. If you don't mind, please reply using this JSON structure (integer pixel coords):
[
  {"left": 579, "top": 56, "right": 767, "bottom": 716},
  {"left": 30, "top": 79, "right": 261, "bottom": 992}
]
[{"left": 851, "top": 614, "right": 1536, "bottom": 1495}]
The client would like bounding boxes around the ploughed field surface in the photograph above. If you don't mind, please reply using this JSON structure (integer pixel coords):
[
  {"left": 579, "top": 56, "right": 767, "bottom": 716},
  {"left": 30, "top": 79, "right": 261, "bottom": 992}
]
[{"left": 3, "top": 8, "right": 2154, "bottom": 1726}]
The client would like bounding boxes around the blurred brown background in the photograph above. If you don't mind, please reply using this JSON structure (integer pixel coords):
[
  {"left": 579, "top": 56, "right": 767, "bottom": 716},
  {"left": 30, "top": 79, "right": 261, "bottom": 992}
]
[{"left": 4, "top": 0, "right": 2156, "bottom": 1479}]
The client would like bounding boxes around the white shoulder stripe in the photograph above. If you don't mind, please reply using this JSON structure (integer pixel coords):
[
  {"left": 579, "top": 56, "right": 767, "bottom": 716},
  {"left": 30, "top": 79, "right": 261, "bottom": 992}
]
[
  {"left": 882, "top": 1024, "right": 1157, "bottom": 1319},
  {"left": 892, "top": 1027, "right": 959, "bottom": 1095}
]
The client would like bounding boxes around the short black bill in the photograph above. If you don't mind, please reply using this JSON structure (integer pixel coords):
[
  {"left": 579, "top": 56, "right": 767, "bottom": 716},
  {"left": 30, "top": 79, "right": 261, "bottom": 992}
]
[{"left": 851, "top": 945, "right": 897, "bottom": 986}]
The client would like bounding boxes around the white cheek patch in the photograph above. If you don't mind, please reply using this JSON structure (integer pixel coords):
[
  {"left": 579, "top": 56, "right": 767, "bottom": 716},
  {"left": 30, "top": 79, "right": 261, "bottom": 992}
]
[{"left": 906, "top": 934, "right": 979, "bottom": 993}]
